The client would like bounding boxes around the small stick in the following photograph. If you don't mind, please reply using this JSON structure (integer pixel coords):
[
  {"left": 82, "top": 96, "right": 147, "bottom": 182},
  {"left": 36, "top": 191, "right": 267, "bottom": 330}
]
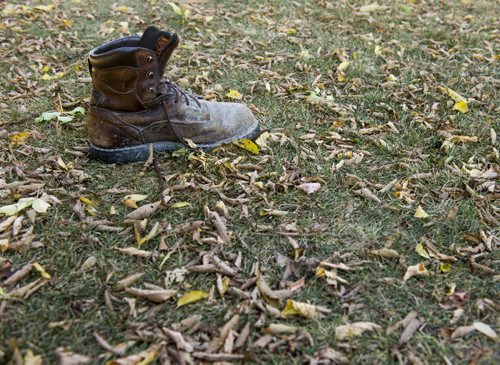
[{"left": 153, "top": 153, "right": 165, "bottom": 190}]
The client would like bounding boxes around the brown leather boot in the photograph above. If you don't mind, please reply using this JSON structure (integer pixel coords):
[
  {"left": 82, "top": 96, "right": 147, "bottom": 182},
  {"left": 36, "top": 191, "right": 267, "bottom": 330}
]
[{"left": 87, "top": 26, "right": 260, "bottom": 163}]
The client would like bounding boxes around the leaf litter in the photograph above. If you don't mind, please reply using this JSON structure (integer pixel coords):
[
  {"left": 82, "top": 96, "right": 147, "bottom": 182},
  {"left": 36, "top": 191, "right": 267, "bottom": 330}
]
[{"left": 0, "top": 0, "right": 498, "bottom": 363}]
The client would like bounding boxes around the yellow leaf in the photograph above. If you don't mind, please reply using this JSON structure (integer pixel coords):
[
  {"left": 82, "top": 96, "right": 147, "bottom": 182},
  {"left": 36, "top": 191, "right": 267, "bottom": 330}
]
[
  {"left": 123, "top": 194, "right": 148, "bottom": 202},
  {"left": 41, "top": 73, "right": 52, "bottom": 80},
  {"left": 9, "top": 131, "right": 30, "bottom": 147},
  {"left": 281, "top": 299, "right": 318, "bottom": 319},
  {"left": 225, "top": 89, "right": 242, "bottom": 100},
  {"left": 440, "top": 263, "right": 452, "bottom": 273},
  {"left": 337, "top": 61, "right": 350, "bottom": 72},
  {"left": 138, "top": 222, "right": 160, "bottom": 245},
  {"left": 123, "top": 194, "right": 148, "bottom": 209},
  {"left": 34, "top": 4, "right": 54, "bottom": 11},
  {"left": 445, "top": 87, "right": 466, "bottom": 102},
  {"left": 232, "top": 138, "right": 259, "bottom": 155},
  {"left": 177, "top": 290, "right": 209, "bottom": 307},
  {"left": 172, "top": 201, "right": 191, "bottom": 208},
  {"left": 414, "top": 205, "right": 429, "bottom": 219},
  {"left": 63, "top": 19, "right": 73, "bottom": 28},
  {"left": 33, "top": 262, "right": 51, "bottom": 280},
  {"left": 374, "top": 45, "right": 383, "bottom": 56},
  {"left": 453, "top": 100, "right": 469, "bottom": 113},
  {"left": 415, "top": 243, "right": 430, "bottom": 259},
  {"left": 79, "top": 196, "right": 94, "bottom": 206},
  {"left": 24, "top": 350, "right": 43, "bottom": 365}
]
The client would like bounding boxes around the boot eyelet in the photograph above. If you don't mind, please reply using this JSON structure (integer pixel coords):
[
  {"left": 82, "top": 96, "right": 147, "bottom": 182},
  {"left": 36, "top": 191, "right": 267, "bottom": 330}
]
[
  {"left": 146, "top": 56, "right": 154, "bottom": 63},
  {"left": 147, "top": 86, "right": 156, "bottom": 93},
  {"left": 147, "top": 71, "right": 154, "bottom": 78}
]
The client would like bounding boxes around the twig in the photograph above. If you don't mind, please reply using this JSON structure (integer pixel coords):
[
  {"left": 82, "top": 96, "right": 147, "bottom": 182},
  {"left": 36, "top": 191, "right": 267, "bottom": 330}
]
[{"left": 153, "top": 153, "right": 165, "bottom": 191}]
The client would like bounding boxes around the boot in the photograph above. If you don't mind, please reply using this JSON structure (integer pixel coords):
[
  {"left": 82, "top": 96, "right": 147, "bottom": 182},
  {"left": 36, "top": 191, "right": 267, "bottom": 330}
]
[{"left": 87, "top": 26, "right": 260, "bottom": 163}]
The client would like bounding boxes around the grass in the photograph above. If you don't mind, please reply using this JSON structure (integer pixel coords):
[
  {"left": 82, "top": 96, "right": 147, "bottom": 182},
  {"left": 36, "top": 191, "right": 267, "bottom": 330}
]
[{"left": 0, "top": 0, "right": 499, "bottom": 363}]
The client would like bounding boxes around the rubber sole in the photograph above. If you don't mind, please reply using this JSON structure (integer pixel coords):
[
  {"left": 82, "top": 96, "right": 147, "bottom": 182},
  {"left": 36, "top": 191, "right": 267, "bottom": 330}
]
[{"left": 90, "top": 124, "right": 261, "bottom": 164}]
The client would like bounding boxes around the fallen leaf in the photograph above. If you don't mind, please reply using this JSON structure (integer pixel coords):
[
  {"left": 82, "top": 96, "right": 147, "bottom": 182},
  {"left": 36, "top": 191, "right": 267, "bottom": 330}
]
[
  {"left": 415, "top": 243, "right": 430, "bottom": 259},
  {"left": 24, "top": 350, "right": 43, "bottom": 365},
  {"left": 177, "top": 290, "right": 209, "bottom": 307},
  {"left": 56, "top": 348, "right": 91, "bottom": 365},
  {"left": 171, "top": 201, "right": 191, "bottom": 208},
  {"left": 9, "top": 131, "right": 30, "bottom": 147},
  {"left": 337, "top": 61, "right": 350, "bottom": 72},
  {"left": 32, "top": 262, "right": 51, "bottom": 280},
  {"left": 473, "top": 322, "right": 497, "bottom": 340},
  {"left": 451, "top": 325, "right": 475, "bottom": 339},
  {"left": 359, "top": 3, "right": 384, "bottom": 12},
  {"left": 335, "top": 322, "right": 381, "bottom": 340},
  {"left": 297, "top": 182, "right": 321, "bottom": 194},
  {"left": 125, "top": 288, "right": 176, "bottom": 303},
  {"left": 232, "top": 138, "right": 259, "bottom": 155},
  {"left": 369, "top": 248, "right": 400, "bottom": 258},
  {"left": 106, "top": 344, "right": 160, "bottom": 365},
  {"left": 225, "top": 89, "right": 242, "bottom": 100},
  {"left": 114, "top": 247, "right": 152, "bottom": 258},
  {"left": 403, "top": 263, "right": 429, "bottom": 283},
  {"left": 262, "top": 323, "right": 298, "bottom": 334},
  {"left": 453, "top": 100, "right": 469, "bottom": 113},
  {"left": 440, "top": 263, "right": 452, "bottom": 273},
  {"left": 414, "top": 205, "right": 429, "bottom": 219},
  {"left": 281, "top": 299, "right": 318, "bottom": 319},
  {"left": 116, "top": 272, "right": 145, "bottom": 290}
]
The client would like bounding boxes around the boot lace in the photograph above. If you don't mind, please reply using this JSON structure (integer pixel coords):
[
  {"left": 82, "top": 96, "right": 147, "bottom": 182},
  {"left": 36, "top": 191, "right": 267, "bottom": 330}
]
[{"left": 160, "top": 79, "right": 201, "bottom": 107}]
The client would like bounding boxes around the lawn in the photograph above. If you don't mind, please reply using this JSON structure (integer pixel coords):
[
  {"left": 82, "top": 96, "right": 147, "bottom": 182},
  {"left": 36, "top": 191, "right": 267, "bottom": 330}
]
[{"left": 0, "top": 0, "right": 498, "bottom": 363}]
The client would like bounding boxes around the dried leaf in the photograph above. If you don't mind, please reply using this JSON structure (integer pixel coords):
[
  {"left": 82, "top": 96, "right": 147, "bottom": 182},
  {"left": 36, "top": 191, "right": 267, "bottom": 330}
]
[
  {"left": 126, "top": 201, "right": 162, "bottom": 220},
  {"left": 335, "top": 322, "right": 381, "bottom": 340},
  {"left": 297, "top": 182, "right": 321, "bottom": 194},
  {"left": 473, "top": 322, "right": 497, "bottom": 340},
  {"left": 369, "top": 248, "right": 400, "bottom": 258},
  {"left": 403, "top": 263, "right": 429, "bottom": 283},
  {"left": 262, "top": 323, "right": 298, "bottom": 334},
  {"left": 125, "top": 287, "right": 176, "bottom": 303},
  {"left": 281, "top": 299, "right": 318, "bottom": 319},
  {"left": 114, "top": 247, "right": 152, "bottom": 258},
  {"left": 414, "top": 205, "right": 429, "bottom": 219},
  {"left": 116, "top": 273, "right": 145, "bottom": 290}
]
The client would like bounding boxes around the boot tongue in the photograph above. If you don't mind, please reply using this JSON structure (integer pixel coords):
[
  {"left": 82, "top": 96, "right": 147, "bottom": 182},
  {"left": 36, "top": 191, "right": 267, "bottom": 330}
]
[
  {"left": 138, "top": 26, "right": 179, "bottom": 75},
  {"left": 138, "top": 26, "right": 170, "bottom": 54}
]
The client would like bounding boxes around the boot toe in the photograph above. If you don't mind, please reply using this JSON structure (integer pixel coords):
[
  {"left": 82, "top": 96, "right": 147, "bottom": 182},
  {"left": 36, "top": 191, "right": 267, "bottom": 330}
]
[{"left": 204, "top": 101, "right": 259, "bottom": 143}]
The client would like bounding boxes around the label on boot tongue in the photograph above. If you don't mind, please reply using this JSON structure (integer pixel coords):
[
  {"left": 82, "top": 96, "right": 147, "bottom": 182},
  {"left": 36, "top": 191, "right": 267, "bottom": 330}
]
[{"left": 155, "top": 36, "right": 170, "bottom": 56}]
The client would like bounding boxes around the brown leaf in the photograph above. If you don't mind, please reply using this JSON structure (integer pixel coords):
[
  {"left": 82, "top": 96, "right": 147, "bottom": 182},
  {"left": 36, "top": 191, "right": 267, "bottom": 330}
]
[
  {"left": 125, "top": 287, "right": 176, "bottom": 303},
  {"left": 125, "top": 201, "right": 162, "bottom": 220},
  {"left": 115, "top": 272, "right": 145, "bottom": 290},
  {"left": 297, "top": 182, "right": 321, "bottom": 194},
  {"left": 4, "top": 262, "right": 32, "bottom": 287},
  {"left": 56, "top": 348, "right": 91, "bottom": 365}
]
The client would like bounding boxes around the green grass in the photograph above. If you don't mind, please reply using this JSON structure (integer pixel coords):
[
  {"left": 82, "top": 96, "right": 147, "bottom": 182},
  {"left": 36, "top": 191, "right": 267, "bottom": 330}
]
[{"left": 1, "top": 0, "right": 499, "bottom": 363}]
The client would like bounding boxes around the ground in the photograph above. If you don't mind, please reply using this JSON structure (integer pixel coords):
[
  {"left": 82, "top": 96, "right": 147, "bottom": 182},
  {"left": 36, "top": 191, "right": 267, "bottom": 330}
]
[{"left": 0, "top": 0, "right": 499, "bottom": 364}]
